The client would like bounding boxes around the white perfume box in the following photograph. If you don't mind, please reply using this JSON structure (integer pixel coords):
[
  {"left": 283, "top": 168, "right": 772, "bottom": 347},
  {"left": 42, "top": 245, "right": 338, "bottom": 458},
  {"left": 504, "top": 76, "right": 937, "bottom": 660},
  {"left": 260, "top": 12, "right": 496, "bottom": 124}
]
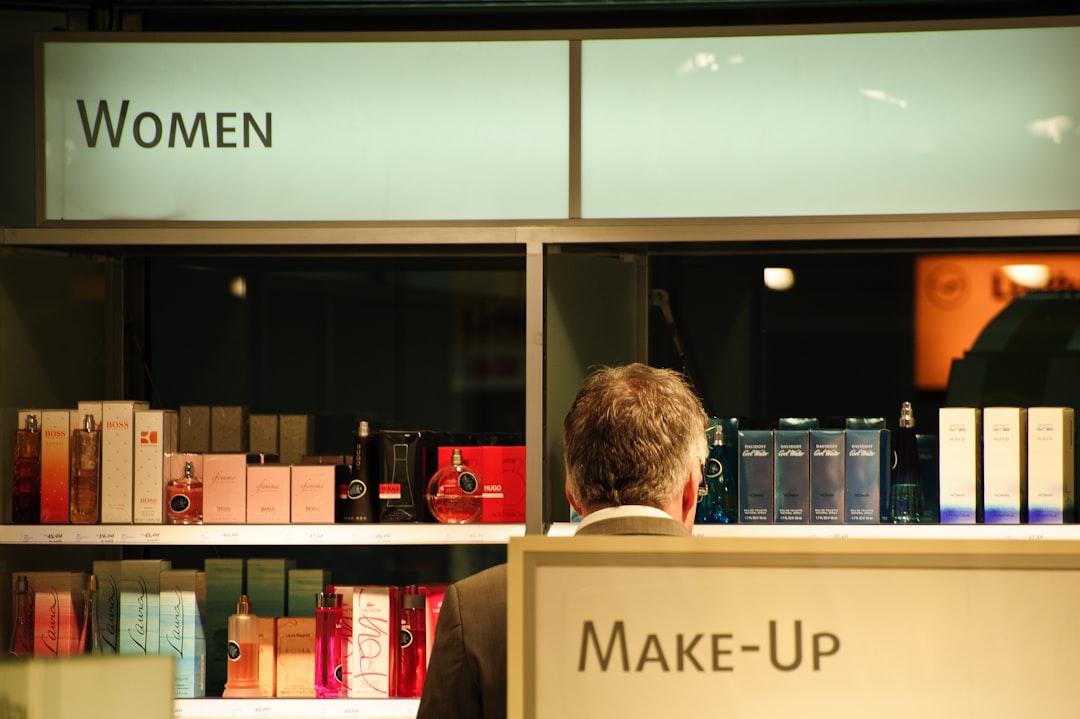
[
  {"left": 119, "top": 559, "right": 172, "bottom": 656},
  {"left": 809, "top": 429, "right": 844, "bottom": 524},
  {"left": 290, "top": 464, "right": 336, "bottom": 524},
  {"left": 133, "top": 409, "right": 179, "bottom": 524},
  {"left": 247, "top": 464, "right": 292, "bottom": 524},
  {"left": 982, "top": 407, "right": 1027, "bottom": 524},
  {"left": 202, "top": 453, "right": 248, "bottom": 524},
  {"left": 1027, "top": 407, "right": 1076, "bottom": 524},
  {"left": 158, "top": 568, "right": 206, "bottom": 698},
  {"left": 101, "top": 400, "right": 150, "bottom": 524},
  {"left": 343, "top": 585, "right": 398, "bottom": 698},
  {"left": 40, "top": 409, "right": 71, "bottom": 524},
  {"left": 938, "top": 407, "right": 982, "bottom": 524}
]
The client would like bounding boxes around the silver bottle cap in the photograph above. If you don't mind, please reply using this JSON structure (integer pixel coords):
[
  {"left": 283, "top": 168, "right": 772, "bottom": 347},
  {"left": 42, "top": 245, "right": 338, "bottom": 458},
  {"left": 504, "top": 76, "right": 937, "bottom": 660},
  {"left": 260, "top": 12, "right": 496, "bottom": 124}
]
[
  {"left": 83, "top": 414, "right": 95, "bottom": 432},
  {"left": 900, "top": 401, "right": 915, "bottom": 429}
]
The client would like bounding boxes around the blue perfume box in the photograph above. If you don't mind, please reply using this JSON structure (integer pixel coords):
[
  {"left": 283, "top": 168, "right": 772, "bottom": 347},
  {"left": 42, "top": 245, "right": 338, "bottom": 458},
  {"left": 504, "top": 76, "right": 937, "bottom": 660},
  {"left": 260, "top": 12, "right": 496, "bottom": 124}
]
[
  {"left": 774, "top": 429, "right": 809, "bottom": 523},
  {"left": 159, "top": 568, "right": 207, "bottom": 698},
  {"left": 119, "top": 559, "right": 171, "bottom": 656},
  {"left": 810, "top": 430, "right": 844, "bottom": 524},
  {"left": 738, "top": 429, "right": 774, "bottom": 523},
  {"left": 844, "top": 429, "right": 887, "bottom": 523}
]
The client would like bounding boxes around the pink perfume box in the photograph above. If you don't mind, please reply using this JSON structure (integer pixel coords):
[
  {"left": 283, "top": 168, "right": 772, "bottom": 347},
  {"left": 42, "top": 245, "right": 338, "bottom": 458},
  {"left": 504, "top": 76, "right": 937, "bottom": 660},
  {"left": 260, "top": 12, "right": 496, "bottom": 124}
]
[
  {"left": 21, "top": 571, "right": 87, "bottom": 657},
  {"left": 40, "top": 409, "right": 71, "bottom": 524},
  {"left": 247, "top": 464, "right": 291, "bottom": 524},
  {"left": 290, "top": 465, "right": 336, "bottom": 524},
  {"left": 202, "top": 453, "right": 248, "bottom": 524},
  {"left": 342, "top": 585, "right": 399, "bottom": 698},
  {"left": 101, "top": 400, "right": 150, "bottom": 524},
  {"left": 134, "top": 409, "right": 178, "bottom": 524}
]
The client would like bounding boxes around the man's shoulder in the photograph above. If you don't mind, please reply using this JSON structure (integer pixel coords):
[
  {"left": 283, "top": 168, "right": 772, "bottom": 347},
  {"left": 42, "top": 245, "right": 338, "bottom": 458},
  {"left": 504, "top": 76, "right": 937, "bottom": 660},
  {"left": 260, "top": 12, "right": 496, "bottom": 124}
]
[{"left": 454, "top": 562, "right": 507, "bottom": 594}]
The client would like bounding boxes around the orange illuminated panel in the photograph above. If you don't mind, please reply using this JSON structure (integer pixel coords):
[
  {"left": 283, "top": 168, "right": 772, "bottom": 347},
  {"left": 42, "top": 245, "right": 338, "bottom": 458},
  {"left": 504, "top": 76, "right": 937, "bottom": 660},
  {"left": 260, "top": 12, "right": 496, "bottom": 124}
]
[{"left": 915, "top": 254, "right": 1080, "bottom": 390}]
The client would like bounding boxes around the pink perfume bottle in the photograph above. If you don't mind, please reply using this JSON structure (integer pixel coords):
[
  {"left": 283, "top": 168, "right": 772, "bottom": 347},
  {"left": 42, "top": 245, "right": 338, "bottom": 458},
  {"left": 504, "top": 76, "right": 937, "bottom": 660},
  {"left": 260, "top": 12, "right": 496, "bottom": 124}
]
[
  {"left": 12, "top": 413, "right": 42, "bottom": 524},
  {"left": 314, "top": 588, "right": 344, "bottom": 698},
  {"left": 166, "top": 460, "right": 203, "bottom": 524},
  {"left": 425, "top": 448, "right": 482, "bottom": 524},
  {"left": 69, "top": 414, "right": 101, "bottom": 524},
  {"left": 222, "top": 595, "right": 261, "bottom": 698},
  {"left": 397, "top": 590, "right": 427, "bottom": 697}
]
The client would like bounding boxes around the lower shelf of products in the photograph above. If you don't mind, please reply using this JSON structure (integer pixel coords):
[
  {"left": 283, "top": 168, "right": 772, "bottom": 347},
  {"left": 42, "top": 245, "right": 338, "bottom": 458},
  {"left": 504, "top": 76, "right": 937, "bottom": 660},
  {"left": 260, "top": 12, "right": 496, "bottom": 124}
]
[
  {"left": 173, "top": 698, "right": 419, "bottom": 718},
  {"left": 548, "top": 522, "right": 1080, "bottom": 540}
]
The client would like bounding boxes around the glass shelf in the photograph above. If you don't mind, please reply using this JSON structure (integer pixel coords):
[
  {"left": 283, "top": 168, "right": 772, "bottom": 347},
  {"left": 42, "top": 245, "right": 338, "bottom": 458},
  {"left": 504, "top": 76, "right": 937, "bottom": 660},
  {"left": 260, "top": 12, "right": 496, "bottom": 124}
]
[
  {"left": 0, "top": 523, "right": 525, "bottom": 546},
  {"left": 547, "top": 522, "right": 1080, "bottom": 541},
  {"left": 174, "top": 698, "right": 419, "bottom": 718}
]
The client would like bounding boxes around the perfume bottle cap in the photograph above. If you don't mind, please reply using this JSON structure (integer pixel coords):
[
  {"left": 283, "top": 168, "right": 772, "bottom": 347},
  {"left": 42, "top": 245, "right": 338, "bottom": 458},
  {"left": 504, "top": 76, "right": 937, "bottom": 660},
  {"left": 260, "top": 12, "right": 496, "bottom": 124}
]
[
  {"left": 900, "top": 401, "right": 915, "bottom": 429},
  {"left": 403, "top": 593, "right": 425, "bottom": 610},
  {"left": 184, "top": 460, "right": 195, "bottom": 479},
  {"left": 451, "top": 448, "right": 464, "bottom": 466},
  {"left": 24, "top": 414, "right": 37, "bottom": 431},
  {"left": 236, "top": 594, "right": 252, "bottom": 614},
  {"left": 358, "top": 420, "right": 370, "bottom": 437},
  {"left": 316, "top": 591, "right": 343, "bottom": 610},
  {"left": 82, "top": 414, "right": 95, "bottom": 432},
  {"left": 15, "top": 575, "right": 29, "bottom": 592},
  {"left": 88, "top": 574, "right": 98, "bottom": 592}
]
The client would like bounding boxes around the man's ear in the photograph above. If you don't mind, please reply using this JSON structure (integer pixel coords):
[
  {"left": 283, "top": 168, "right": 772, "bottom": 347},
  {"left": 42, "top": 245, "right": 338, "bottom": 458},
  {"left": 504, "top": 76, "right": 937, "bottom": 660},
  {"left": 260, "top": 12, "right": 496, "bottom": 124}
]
[
  {"left": 565, "top": 482, "right": 584, "bottom": 516},
  {"left": 680, "top": 472, "right": 698, "bottom": 527}
]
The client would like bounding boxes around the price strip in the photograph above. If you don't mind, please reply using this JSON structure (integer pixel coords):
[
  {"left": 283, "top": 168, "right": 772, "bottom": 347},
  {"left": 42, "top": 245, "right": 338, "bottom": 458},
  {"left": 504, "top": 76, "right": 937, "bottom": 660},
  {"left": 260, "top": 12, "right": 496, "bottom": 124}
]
[
  {"left": 219, "top": 530, "right": 242, "bottom": 544},
  {"left": 44, "top": 530, "right": 65, "bottom": 544}
]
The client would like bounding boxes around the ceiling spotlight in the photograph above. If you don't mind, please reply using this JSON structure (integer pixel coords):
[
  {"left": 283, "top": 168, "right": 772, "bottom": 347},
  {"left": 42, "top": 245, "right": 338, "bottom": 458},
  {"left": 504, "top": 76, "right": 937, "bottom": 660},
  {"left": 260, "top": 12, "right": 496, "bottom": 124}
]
[{"left": 764, "top": 267, "right": 795, "bottom": 291}]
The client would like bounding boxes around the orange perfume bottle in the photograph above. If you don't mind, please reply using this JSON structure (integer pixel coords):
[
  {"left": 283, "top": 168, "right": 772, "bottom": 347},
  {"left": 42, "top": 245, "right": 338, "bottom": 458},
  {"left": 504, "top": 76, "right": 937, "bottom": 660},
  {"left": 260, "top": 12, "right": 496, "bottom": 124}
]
[{"left": 222, "top": 594, "right": 261, "bottom": 698}]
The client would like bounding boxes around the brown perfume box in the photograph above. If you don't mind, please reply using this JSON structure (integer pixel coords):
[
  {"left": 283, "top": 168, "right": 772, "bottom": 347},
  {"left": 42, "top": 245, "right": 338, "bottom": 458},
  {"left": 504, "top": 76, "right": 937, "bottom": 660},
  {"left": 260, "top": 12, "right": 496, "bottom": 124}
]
[
  {"left": 179, "top": 406, "right": 210, "bottom": 453},
  {"left": 211, "top": 405, "right": 249, "bottom": 453},
  {"left": 249, "top": 414, "right": 279, "bottom": 456},
  {"left": 278, "top": 414, "right": 314, "bottom": 466}
]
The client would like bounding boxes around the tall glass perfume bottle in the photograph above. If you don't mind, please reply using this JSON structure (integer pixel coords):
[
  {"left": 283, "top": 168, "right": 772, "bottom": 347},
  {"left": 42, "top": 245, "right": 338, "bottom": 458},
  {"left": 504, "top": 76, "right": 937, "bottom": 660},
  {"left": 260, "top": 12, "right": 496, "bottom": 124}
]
[
  {"left": 696, "top": 426, "right": 737, "bottom": 524},
  {"left": 397, "top": 590, "right": 427, "bottom": 698},
  {"left": 166, "top": 460, "right": 204, "bottom": 524},
  {"left": 69, "top": 413, "right": 101, "bottom": 524},
  {"left": 222, "top": 594, "right": 261, "bottom": 698},
  {"left": 426, "top": 448, "right": 482, "bottom": 524},
  {"left": 314, "top": 588, "right": 344, "bottom": 698},
  {"left": 79, "top": 574, "right": 102, "bottom": 654},
  {"left": 8, "top": 574, "right": 34, "bottom": 657},
  {"left": 12, "top": 413, "right": 42, "bottom": 524},
  {"left": 890, "top": 401, "right": 923, "bottom": 524},
  {"left": 339, "top": 420, "right": 377, "bottom": 523}
]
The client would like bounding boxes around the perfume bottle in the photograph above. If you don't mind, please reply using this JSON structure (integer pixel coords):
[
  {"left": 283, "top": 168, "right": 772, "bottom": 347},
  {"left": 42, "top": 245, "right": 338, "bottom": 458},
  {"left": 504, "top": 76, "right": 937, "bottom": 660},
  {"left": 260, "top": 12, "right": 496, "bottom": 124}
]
[
  {"left": 696, "top": 426, "right": 737, "bottom": 524},
  {"left": 7, "top": 574, "right": 34, "bottom": 657},
  {"left": 79, "top": 574, "right": 103, "bottom": 654},
  {"left": 890, "top": 401, "right": 923, "bottom": 524},
  {"left": 314, "top": 588, "right": 344, "bottom": 698},
  {"left": 69, "top": 413, "right": 101, "bottom": 524},
  {"left": 12, "top": 413, "right": 42, "bottom": 524},
  {"left": 339, "top": 420, "right": 378, "bottom": 523},
  {"left": 397, "top": 590, "right": 427, "bottom": 698},
  {"left": 426, "top": 448, "right": 482, "bottom": 524},
  {"left": 166, "top": 460, "right": 204, "bottom": 525},
  {"left": 222, "top": 594, "right": 261, "bottom": 698}
]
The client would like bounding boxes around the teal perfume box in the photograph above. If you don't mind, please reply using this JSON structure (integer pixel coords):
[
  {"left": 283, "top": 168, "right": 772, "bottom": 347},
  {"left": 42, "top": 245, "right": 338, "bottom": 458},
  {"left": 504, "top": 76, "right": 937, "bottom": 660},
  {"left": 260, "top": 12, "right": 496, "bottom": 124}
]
[
  {"left": 204, "top": 558, "right": 246, "bottom": 696},
  {"left": 159, "top": 568, "right": 207, "bottom": 698},
  {"left": 844, "top": 429, "right": 886, "bottom": 523},
  {"left": 774, "top": 429, "right": 809, "bottom": 523},
  {"left": 738, "top": 429, "right": 773, "bottom": 524},
  {"left": 287, "top": 568, "right": 331, "bottom": 617},
  {"left": 247, "top": 558, "right": 297, "bottom": 619},
  {"left": 810, "top": 430, "right": 844, "bottom": 524},
  {"left": 119, "top": 559, "right": 171, "bottom": 656}
]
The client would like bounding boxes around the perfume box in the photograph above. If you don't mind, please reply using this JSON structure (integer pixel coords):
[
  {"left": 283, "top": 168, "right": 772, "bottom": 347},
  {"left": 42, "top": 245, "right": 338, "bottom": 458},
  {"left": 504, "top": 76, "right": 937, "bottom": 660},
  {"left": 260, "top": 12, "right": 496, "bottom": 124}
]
[
  {"left": 983, "top": 407, "right": 1027, "bottom": 524},
  {"left": 343, "top": 585, "right": 399, "bottom": 698},
  {"left": 92, "top": 560, "right": 123, "bottom": 654},
  {"left": 39, "top": 409, "right": 71, "bottom": 524},
  {"left": 101, "top": 400, "right": 151, "bottom": 524},
  {"left": 844, "top": 429, "right": 887, "bottom": 524},
  {"left": 481, "top": 445, "right": 526, "bottom": 523},
  {"left": 159, "top": 569, "right": 207, "bottom": 698},
  {"left": 204, "top": 558, "right": 246, "bottom": 696},
  {"left": 179, "top": 405, "right": 210, "bottom": 453},
  {"left": 774, "top": 429, "right": 810, "bottom": 524},
  {"left": 247, "top": 558, "right": 297, "bottom": 619},
  {"left": 290, "top": 464, "right": 338, "bottom": 524},
  {"left": 421, "top": 585, "right": 447, "bottom": 666},
  {"left": 211, "top": 405, "right": 249, "bottom": 453},
  {"left": 809, "top": 429, "right": 844, "bottom": 524},
  {"left": 939, "top": 407, "right": 983, "bottom": 524},
  {"left": 249, "top": 414, "right": 279, "bottom": 456},
  {"left": 738, "top": 429, "right": 774, "bottom": 524},
  {"left": 275, "top": 616, "right": 317, "bottom": 697},
  {"left": 379, "top": 430, "right": 424, "bottom": 523},
  {"left": 246, "top": 464, "right": 292, "bottom": 524},
  {"left": 287, "top": 568, "right": 331, "bottom": 617},
  {"left": 133, "top": 409, "right": 178, "bottom": 524},
  {"left": 119, "top": 559, "right": 171, "bottom": 656},
  {"left": 258, "top": 616, "right": 277, "bottom": 698},
  {"left": 20, "top": 571, "right": 87, "bottom": 657},
  {"left": 278, "top": 414, "right": 314, "bottom": 466},
  {"left": 1027, "top": 407, "right": 1076, "bottom": 524},
  {"left": 202, "top": 453, "right": 248, "bottom": 524},
  {"left": 917, "top": 434, "right": 940, "bottom": 524}
]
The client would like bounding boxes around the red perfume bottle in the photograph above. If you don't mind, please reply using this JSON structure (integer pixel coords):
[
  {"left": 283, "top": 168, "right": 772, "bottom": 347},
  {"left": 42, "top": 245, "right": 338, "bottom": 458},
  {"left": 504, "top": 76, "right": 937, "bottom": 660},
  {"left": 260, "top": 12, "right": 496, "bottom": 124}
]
[
  {"left": 397, "top": 590, "right": 427, "bottom": 697},
  {"left": 425, "top": 448, "right": 482, "bottom": 524},
  {"left": 166, "top": 460, "right": 203, "bottom": 524},
  {"left": 12, "top": 413, "right": 42, "bottom": 524}
]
